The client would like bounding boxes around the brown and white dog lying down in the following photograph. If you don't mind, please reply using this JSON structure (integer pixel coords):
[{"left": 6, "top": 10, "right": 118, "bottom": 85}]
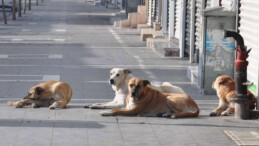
[
  {"left": 85, "top": 68, "right": 186, "bottom": 109},
  {"left": 100, "top": 78, "right": 199, "bottom": 118},
  {"left": 7, "top": 81, "right": 72, "bottom": 109},
  {"left": 210, "top": 75, "right": 256, "bottom": 116}
]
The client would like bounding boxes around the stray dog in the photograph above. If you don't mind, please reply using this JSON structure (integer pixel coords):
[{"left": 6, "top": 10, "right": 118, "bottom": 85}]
[
  {"left": 210, "top": 75, "right": 256, "bottom": 116},
  {"left": 85, "top": 68, "right": 185, "bottom": 109},
  {"left": 100, "top": 78, "right": 199, "bottom": 118},
  {"left": 7, "top": 81, "right": 72, "bottom": 109}
]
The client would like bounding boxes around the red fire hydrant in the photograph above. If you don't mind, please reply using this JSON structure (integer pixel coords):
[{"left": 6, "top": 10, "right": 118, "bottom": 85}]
[{"left": 224, "top": 30, "right": 253, "bottom": 120}]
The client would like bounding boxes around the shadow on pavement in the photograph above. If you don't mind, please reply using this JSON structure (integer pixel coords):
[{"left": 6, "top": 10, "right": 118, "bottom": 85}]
[{"left": 0, "top": 119, "right": 105, "bottom": 129}]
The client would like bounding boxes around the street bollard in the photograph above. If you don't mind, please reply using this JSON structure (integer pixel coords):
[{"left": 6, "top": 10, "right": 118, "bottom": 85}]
[
  {"left": 224, "top": 30, "right": 253, "bottom": 120},
  {"left": 18, "top": 0, "right": 22, "bottom": 17},
  {"left": 1, "top": 0, "right": 8, "bottom": 24},
  {"left": 29, "top": 0, "right": 31, "bottom": 10},
  {"left": 23, "top": 0, "right": 26, "bottom": 13},
  {"left": 12, "top": 0, "right": 16, "bottom": 20}
]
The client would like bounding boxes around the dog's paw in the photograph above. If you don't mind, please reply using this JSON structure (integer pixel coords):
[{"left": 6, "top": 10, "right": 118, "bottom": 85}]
[
  {"left": 31, "top": 103, "right": 39, "bottom": 108},
  {"left": 221, "top": 111, "right": 229, "bottom": 116},
  {"left": 84, "top": 104, "right": 92, "bottom": 108},
  {"left": 15, "top": 103, "right": 24, "bottom": 108},
  {"left": 99, "top": 110, "right": 113, "bottom": 116},
  {"left": 209, "top": 112, "right": 218, "bottom": 116},
  {"left": 90, "top": 105, "right": 104, "bottom": 109},
  {"left": 49, "top": 106, "right": 56, "bottom": 110}
]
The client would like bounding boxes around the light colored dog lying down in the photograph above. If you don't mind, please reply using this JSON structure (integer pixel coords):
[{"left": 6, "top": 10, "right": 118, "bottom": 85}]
[
  {"left": 85, "top": 68, "right": 185, "bottom": 109},
  {"left": 7, "top": 81, "right": 72, "bottom": 109}
]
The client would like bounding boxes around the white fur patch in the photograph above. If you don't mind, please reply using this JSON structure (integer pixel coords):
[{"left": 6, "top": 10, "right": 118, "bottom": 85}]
[
  {"left": 126, "top": 97, "right": 136, "bottom": 109},
  {"left": 14, "top": 101, "right": 19, "bottom": 106},
  {"left": 99, "top": 110, "right": 113, "bottom": 116}
]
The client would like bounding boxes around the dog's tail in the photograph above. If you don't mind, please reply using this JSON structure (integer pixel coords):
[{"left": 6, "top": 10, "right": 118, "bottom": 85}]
[
  {"left": 7, "top": 101, "right": 18, "bottom": 106},
  {"left": 161, "top": 82, "right": 185, "bottom": 94}
]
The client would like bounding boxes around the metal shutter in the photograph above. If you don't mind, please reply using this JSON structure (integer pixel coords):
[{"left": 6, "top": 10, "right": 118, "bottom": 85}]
[
  {"left": 167, "top": 0, "right": 170, "bottom": 30},
  {"left": 184, "top": 0, "right": 191, "bottom": 57},
  {"left": 239, "top": 0, "right": 259, "bottom": 95},
  {"left": 154, "top": 0, "right": 159, "bottom": 22},
  {"left": 195, "top": 0, "right": 202, "bottom": 50},
  {"left": 221, "top": 0, "right": 233, "bottom": 10},
  {"left": 174, "top": 0, "right": 181, "bottom": 39},
  {"left": 162, "top": 0, "right": 168, "bottom": 33},
  {"left": 148, "top": 0, "right": 152, "bottom": 25},
  {"left": 168, "top": 0, "right": 175, "bottom": 38},
  {"left": 140, "top": 0, "right": 145, "bottom": 5},
  {"left": 206, "top": 0, "right": 211, "bottom": 8},
  {"left": 151, "top": 0, "right": 155, "bottom": 22}
]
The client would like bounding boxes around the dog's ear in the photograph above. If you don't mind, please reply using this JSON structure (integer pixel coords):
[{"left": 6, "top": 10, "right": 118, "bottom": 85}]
[
  {"left": 123, "top": 69, "right": 132, "bottom": 74},
  {"left": 35, "top": 87, "right": 44, "bottom": 95},
  {"left": 143, "top": 80, "right": 151, "bottom": 87},
  {"left": 218, "top": 78, "right": 227, "bottom": 84}
]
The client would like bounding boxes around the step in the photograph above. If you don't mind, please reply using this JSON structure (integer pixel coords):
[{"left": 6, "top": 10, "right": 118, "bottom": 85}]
[
  {"left": 146, "top": 37, "right": 168, "bottom": 49},
  {"left": 140, "top": 28, "right": 153, "bottom": 41},
  {"left": 137, "top": 24, "right": 151, "bottom": 32}
]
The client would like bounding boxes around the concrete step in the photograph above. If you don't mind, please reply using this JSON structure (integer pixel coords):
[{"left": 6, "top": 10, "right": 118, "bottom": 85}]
[
  {"left": 147, "top": 37, "right": 168, "bottom": 49},
  {"left": 137, "top": 24, "right": 151, "bottom": 32}
]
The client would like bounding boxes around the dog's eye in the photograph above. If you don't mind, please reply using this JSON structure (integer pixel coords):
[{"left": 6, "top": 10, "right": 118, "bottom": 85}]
[
  {"left": 116, "top": 74, "right": 120, "bottom": 77},
  {"left": 28, "top": 93, "right": 32, "bottom": 96},
  {"left": 136, "top": 85, "right": 140, "bottom": 88},
  {"left": 129, "top": 84, "right": 134, "bottom": 88}
]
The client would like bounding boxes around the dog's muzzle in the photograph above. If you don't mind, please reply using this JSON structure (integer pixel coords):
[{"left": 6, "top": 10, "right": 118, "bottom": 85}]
[
  {"left": 131, "top": 92, "right": 136, "bottom": 98},
  {"left": 110, "top": 79, "right": 115, "bottom": 85},
  {"left": 131, "top": 91, "right": 139, "bottom": 100}
]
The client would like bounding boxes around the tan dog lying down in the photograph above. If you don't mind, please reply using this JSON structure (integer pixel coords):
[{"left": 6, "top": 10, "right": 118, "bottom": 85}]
[
  {"left": 210, "top": 75, "right": 256, "bottom": 116},
  {"left": 7, "top": 81, "right": 72, "bottom": 109},
  {"left": 100, "top": 78, "right": 199, "bottom": 118}
]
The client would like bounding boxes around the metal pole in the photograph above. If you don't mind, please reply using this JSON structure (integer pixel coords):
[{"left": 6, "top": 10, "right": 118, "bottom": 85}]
[
  {"left": 169, "top": 0, "right": 175, "bottom": 39},
  {"left": 161, "top": 0, "right": 167, "bottom": 33},
  {"left": 189, "top": 0, "right": 195, "bottom": 63},
  {"left": 198, "top": 0, "right": 207, "bottom": 89},
  {"left": 23, "top": 0, "right": 26, "bottom": 13},
  {"left": 224, "top": 30, "right": 252, "bottom": 120},
  {"left": 36, "top": 0, "right": 38, "bottom": 5},
  {"left": 158, "top": 0, "right": 162, "bottom": 23},
  {"left": 2, "top": 0, "right": 7, "bottom": 24},
  {"left": 179, "top": 0, "right": 186, "bottom": 58},
  {"left": 12, "top": 0, "right": 16, "bottom": 20},
  {"left": 29, "top": 0, "right": 31, "bottom": 10},
  {"left": 18, "top": 0, "right": 22, "bottom": 17}
]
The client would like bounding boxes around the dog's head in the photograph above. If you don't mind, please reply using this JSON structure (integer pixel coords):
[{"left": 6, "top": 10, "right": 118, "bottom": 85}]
[
  {"left": 212, "top": 75, "right": 234, "bottom": 90},
  {"left": 128, "top": 78, "right": 150, "bottom": 100},
  {"left": 24, "top": 86, "right": 44, "bottom": 99},
  {"left": 109, "top": 68, "right": 132, "bottom": 87}
]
